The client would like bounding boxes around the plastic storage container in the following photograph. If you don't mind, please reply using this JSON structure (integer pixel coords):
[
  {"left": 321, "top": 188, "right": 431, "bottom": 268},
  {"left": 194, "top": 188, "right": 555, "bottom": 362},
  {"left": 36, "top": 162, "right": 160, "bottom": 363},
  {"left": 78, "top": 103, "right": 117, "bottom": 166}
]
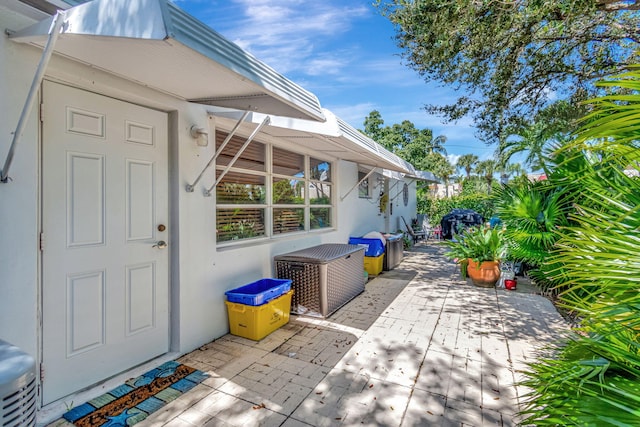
[
  {"left": 348, "top": 237, "right": 385, "bottom": 257},
  {"left": 364, "top": 254, "right": 384, "bottom": 276},
  {"left": 275, "top": 244, "right": 365, "bottom": 317},
  {"left": 225, "top": 278, "right": 292, "bottom": 306},
  {"left": 225, "top": 290, "right": 293, "bottom": 340}
]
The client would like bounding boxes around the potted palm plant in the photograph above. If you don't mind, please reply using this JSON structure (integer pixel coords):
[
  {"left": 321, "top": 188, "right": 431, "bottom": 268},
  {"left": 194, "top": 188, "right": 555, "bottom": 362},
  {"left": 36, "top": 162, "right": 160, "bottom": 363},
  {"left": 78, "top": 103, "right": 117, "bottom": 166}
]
[{"left": 445, "top": 226, "right": 507, "bottom": 287}]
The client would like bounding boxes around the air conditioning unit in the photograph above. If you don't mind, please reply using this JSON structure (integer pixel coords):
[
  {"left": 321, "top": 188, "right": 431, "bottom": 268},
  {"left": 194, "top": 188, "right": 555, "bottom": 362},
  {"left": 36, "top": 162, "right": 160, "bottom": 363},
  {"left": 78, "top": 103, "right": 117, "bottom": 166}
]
[{"left": 0, "top": 339, "right": 36, "bottom": 427}]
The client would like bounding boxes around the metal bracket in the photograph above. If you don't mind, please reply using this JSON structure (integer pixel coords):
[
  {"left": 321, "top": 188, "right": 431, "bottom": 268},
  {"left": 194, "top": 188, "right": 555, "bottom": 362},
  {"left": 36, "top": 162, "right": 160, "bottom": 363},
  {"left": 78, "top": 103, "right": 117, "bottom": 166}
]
[
  {"left": 1, "top": 11, "right": 66, "bottom": 183},
  {"left": 389, "top": 180, "right": 403, "bottom": 202},
  {"left": 204, "top": 116, "right": 271, "bottom": 196},
  {"left": 185, "top": 111, "right": 250, "bottom": 193},
  {"left": 340, "top": 166, "right": 377, "bottom": 201}
]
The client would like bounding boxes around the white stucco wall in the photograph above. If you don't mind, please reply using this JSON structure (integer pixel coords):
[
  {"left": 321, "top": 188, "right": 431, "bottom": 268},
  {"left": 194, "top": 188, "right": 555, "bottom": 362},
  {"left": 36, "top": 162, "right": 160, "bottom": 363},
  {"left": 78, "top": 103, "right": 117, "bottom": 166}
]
[
  {"left": 0, "top": 6, "right": 46, "bottom": 357},
  {"left": 0, "top": 4, "right": 419, "bottom": 399}
]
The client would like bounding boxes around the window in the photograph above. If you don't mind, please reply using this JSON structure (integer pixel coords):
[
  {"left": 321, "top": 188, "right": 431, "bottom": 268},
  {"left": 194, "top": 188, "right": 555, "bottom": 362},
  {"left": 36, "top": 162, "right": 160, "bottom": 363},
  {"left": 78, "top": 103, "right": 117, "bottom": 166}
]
[
  {"left": 358, "top": 170, "right": 370, "bottom": 198},
  {"left": 309, "top": 158, "right": 332, "bottom": 229},
  {"left": 215, "top": 132, "right": 333, "bottom": 243}
]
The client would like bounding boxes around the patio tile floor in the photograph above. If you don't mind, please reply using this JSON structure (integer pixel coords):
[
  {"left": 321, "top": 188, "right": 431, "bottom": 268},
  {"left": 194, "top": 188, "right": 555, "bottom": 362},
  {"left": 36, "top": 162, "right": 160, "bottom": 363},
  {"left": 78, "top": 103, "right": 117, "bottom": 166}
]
[{"left": 46, "top": 243, "right": 568, "bottom": 426}]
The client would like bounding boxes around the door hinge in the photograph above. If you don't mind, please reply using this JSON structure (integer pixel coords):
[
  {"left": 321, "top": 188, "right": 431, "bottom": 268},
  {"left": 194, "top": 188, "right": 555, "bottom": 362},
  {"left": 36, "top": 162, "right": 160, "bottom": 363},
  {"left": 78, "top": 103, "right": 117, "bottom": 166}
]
[
  {"left": 39, "top": 232, "right": 44, "bottom": 251},
  {"left": 40, "top": 102, "right": 44, "bottom": 122},
  {"left": 40, "top": 363, "right": 45, "bottom": 382}
]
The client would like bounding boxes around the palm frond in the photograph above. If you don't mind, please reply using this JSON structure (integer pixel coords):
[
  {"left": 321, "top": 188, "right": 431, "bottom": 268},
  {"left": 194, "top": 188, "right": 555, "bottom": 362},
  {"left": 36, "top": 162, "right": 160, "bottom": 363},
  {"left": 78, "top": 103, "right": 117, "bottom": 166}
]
[{"left": 520, "top": 68, "right": 640, "bottom": 425}]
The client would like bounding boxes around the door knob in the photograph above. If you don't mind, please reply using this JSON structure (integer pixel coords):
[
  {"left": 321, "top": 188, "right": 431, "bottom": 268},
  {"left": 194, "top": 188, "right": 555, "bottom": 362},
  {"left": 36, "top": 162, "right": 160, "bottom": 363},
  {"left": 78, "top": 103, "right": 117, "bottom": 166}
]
[{"left": 153, "top": 240, "right": 168, "bottom": 249}]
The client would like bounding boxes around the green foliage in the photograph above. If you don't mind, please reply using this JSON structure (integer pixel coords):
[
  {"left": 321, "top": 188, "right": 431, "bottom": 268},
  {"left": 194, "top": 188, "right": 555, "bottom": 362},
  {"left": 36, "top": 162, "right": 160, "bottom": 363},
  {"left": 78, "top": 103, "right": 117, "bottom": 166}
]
[
  {"left": 217, "top": 183, "right": 265, "bottom": 204},
  {"left": 420, "top": 188, "right": 494, "bottom": 225},
  {"left": 375, "top": 0, "right": 640, "bottom": 143},
  {"left": 456, "top": 193, "right": 495, "bottom": 221},
  {"left": 273, "top": 179, "right": 302, "bottom": 204},
  {"left": 520, "top": 69, "right": 640, "bottom": 426},
  {"left": 456, "top": 154, "right": 478, "bottom": 178},
  {"left": 217, "top": 209, "right": 260, "bottom": 242},
  {"left": 493, "top": 179, "right": 570, "bottom": 291},
  {"left": 444, "top": 226, "right": 506, "bottom": 277},
  {"left": 360, "top": 111, "right": 447, "bottom": 170},
  {"left": 498, "top": 100, "right": 585, "bottom": 172},
  {"left": 401, "top": 232, "right": 412, "bottom": 250},
  {"left": 475, "top": 159, "right": 498, "bottom": 193},
  {"left": 459, "top": 177, "right": 488, "bottom": 195}
]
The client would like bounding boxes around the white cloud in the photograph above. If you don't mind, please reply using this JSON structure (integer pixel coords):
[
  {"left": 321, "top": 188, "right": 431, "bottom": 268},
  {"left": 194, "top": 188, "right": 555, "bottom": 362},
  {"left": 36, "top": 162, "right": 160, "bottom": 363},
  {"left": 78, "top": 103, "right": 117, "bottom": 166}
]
[
  {"left": 304, "top": 56, "right": 349, "bottom": 76},
  {"left": 213, "top": 1, "right": 369, "bottom": 75},
  {"left": 448, "top": 154, "right": 461, "bottom": 166},
  {"left": 182, "top": 0, "right": 490, "bottom": 160}
]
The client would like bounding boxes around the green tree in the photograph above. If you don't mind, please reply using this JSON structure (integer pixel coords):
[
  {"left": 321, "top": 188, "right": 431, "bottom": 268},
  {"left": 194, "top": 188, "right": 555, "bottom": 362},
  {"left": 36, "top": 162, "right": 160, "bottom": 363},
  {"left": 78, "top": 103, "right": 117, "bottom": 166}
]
[
  {"left": 362, "top": 110, "right": 388, "bottom": 148},
  {"left": 431, "top": 156, "right": 456, "bottom": 197},
  {"left": 497, "top": 100, "right": 585, "bottom": 172},
  {"left": 361, "top": 111, "right": 447, "bottom": 170},
  {"left": 475, "top": 159, "right": 498, "bottom": 194},
  {"left": 375, "top": 0, "right": 640, "bottom": 143},
  {"left": 497, "top": 162, "right": 526, "bottom": 185},
  {"left": 456, "top": 154, "right": 478, "bottom": 179}
]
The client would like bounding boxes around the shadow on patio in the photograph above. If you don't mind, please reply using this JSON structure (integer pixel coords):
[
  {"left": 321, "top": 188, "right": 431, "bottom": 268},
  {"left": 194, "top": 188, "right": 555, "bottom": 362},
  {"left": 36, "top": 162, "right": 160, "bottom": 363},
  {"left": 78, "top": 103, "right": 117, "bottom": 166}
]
[{"left": 49, "top": 243, "right": 569, "bottom": 427}]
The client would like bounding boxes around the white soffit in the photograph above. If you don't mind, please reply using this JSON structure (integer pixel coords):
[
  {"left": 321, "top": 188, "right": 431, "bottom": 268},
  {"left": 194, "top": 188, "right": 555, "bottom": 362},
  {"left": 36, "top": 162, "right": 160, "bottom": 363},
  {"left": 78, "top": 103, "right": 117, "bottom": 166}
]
[
  {"left": 211, "top": 108, "right": 416, "bottom": 174},
  {"left": 9, "top": 0, "right": 325, "bottom": 122}
]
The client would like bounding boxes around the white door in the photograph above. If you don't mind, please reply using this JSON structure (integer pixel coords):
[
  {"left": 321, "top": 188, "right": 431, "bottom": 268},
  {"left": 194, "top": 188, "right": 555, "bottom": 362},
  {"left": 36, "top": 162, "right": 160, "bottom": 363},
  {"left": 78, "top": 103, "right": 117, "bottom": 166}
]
[{"left": 41, "top": 81, "right": 169, "bottom": 404}]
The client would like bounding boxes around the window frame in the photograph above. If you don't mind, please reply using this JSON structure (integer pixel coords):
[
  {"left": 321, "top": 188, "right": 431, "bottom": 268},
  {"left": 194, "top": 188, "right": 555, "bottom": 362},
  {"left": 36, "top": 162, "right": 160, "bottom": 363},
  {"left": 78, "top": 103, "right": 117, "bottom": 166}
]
[
  {"left": 215, "top": 136, "right": 334, "bottom": 246},
  {"left": 358, "top": 170, "right": 371, "bottom": 199}
]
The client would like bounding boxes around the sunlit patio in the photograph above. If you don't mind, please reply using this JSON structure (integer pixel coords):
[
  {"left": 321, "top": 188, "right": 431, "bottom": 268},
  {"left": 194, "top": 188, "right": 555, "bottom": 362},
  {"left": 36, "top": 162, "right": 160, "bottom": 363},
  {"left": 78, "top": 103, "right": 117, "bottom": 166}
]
[{"left": 48, "top": 243, "right": 568, "bottom": 427}]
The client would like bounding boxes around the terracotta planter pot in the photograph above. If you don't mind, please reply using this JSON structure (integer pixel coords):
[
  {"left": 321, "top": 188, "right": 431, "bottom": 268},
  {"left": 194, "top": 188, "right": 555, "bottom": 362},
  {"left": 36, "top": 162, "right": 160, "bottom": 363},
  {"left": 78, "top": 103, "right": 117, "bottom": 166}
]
[{"left": 467, "top": 259, "right": 500, "bottom": 288}]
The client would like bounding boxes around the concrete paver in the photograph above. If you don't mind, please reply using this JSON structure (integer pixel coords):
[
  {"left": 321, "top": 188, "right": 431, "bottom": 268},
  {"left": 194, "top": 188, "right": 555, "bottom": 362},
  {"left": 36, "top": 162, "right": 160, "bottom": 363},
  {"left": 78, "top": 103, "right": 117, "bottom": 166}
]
[{"left": 45, "top": 243, "right": 569, "bottom": 426}]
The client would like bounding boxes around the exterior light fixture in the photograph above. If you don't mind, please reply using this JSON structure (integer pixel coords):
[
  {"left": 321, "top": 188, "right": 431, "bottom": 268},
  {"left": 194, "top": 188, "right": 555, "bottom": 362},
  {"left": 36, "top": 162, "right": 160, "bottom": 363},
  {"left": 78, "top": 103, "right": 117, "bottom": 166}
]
[{"left": 190, "top": 125, "right": 209, "bottom": 147}]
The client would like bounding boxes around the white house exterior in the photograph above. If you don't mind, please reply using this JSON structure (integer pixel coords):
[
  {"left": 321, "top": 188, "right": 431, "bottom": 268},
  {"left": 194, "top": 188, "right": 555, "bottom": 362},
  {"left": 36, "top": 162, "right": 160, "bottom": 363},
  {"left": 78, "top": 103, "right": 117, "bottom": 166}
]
[{"left": 0, "top": 0, "right": 425, "bottom": 421}]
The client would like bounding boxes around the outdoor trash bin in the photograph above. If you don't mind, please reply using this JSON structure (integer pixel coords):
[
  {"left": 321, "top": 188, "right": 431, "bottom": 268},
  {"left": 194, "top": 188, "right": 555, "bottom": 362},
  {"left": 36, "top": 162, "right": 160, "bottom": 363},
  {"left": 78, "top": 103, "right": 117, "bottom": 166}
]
[
  {"left": 225, "top": 290, "right": 293, "bottom": 340},
  {"left": 225, "top": 278, "right": 292, "bottom": 306},
  {"left": 348, "top": 237, "right": 385, "bottom": 257},
  {"left": 274, "top": 244, "right": 365, "bottom": 317},
  {"left": 383, "top": 233, "right": 403, "bottom": 271},
  {"left": 364, "top": 254, "right": 384, "bottom": 276}
]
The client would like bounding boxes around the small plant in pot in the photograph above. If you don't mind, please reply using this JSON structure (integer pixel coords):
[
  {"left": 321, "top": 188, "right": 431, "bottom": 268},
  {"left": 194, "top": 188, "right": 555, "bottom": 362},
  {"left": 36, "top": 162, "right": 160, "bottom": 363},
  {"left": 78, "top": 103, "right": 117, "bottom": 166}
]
[{"left": 445, "top": 226, "right": 507, "bottom": 287}]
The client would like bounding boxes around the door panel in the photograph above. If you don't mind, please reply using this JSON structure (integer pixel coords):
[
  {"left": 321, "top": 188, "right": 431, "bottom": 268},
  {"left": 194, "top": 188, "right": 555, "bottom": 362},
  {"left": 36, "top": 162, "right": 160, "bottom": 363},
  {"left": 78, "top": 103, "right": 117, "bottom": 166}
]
[
  {"left": 66, "top": 270, "right": 105, "bottom": 356},
  {"left": 42, "top": 81, "right": 169, "bottom": 404},
  {"left": 66, "top": 152, "right": 105, "bottom": 247},
  {"left": 126, "top": 159, "right": 155, "bottom": 240},
  {"left": 125, "top": 262, "right": 156, "bottom": 335}
]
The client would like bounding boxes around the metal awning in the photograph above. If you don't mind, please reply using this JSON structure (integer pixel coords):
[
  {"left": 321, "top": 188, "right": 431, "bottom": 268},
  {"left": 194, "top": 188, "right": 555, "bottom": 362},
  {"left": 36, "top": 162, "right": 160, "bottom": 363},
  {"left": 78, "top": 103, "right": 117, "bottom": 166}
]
[
  {"left": 8, "top": 0, "right": 325, "bottom": 122},
  {"left": 210, "top": 108, "right": 415, "bottom": 174},
  {"left": 408, "top": 170, "right": 440, "bottom": 183}
]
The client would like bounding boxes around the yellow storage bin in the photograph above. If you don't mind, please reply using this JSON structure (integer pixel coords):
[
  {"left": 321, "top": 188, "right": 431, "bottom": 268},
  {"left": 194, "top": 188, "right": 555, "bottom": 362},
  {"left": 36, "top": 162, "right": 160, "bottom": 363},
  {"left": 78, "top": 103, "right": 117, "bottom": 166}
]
[
  {"left": 364, "top": 254, "right": 384, "bottom": 276},
  {"left": 225, "top": 290, "right": 293, "bottom": 340}
]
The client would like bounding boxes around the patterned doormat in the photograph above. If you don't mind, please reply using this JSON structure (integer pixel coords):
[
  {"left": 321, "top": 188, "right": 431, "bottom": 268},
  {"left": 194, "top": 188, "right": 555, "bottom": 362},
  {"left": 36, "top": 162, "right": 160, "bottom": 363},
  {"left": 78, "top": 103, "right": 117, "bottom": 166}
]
[{"left": 62, "top": 361, "right": 208, "bottom": 427}]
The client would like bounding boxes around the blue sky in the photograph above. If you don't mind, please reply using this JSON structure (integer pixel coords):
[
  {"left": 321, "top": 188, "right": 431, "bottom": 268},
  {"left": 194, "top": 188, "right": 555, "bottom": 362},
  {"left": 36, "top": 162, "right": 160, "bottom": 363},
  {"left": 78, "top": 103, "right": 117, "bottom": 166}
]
[{"left": 175, "top": 0, "right": 497, "bottom": 164}]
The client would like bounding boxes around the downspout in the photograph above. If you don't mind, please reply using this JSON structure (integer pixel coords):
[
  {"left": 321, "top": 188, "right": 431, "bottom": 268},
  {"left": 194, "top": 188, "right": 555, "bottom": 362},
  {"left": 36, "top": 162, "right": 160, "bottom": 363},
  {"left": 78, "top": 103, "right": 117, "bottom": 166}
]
[{"left": 1, "top": 11, "right": 66, "bottom": 183}]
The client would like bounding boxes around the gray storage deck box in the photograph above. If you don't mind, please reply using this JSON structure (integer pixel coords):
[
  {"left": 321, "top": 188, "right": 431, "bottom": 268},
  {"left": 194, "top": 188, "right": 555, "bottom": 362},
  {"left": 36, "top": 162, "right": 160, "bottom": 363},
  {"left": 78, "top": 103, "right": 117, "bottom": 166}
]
[{"left": 274, "top": 244, "right": 365, "bottom": 318}]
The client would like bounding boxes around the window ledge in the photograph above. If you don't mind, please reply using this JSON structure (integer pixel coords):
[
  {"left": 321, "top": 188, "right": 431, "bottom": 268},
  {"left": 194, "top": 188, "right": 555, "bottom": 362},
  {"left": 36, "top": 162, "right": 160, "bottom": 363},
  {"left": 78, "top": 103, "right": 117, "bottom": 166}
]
[{"left": 216, "top": 228, "right": 336, "bottom": 251}]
